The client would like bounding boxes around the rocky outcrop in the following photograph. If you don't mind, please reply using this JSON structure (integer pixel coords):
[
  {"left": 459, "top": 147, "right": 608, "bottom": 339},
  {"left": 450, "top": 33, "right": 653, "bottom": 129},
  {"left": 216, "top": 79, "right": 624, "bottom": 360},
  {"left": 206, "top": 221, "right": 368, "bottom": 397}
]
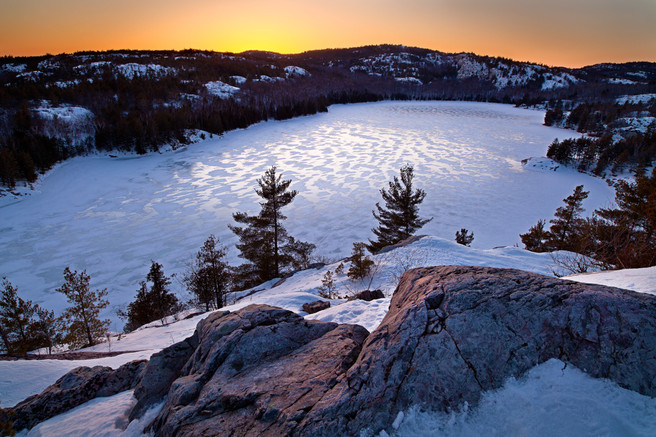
[
  {"left": 298, "top": 266, "right": 656, "bottom": 435},
  {"left": 135, "top": 305, "right": 369, "bottom": 436},
  {"left": 9, "top": 359, "right": 146, "bottom": 431},
  {"left": 129, "top": 266, "right": 656, "bottom": 436}
]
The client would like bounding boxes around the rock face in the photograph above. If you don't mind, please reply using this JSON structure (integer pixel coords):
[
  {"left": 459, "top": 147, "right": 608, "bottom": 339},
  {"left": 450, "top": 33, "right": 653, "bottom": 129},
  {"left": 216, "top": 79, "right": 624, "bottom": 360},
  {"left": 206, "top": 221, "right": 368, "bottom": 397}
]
[
  {"left": 298, "top": 266, "right": 656, "bottom": 435},
  {"left": 9, "top": 359, "right": 146, "bottom": 431},
  {"left": 135, "top": 304, "right": 369, "bottom": 436},
  {"left": 131, "top": 266, "right": 656, "bottom": 436}
]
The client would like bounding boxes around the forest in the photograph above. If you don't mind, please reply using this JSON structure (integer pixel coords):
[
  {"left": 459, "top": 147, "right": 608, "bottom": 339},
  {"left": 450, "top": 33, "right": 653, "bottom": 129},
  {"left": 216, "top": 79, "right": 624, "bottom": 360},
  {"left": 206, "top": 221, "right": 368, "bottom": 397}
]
[{"left": 2, "top": 45, "right": 655, "bottom": 188}]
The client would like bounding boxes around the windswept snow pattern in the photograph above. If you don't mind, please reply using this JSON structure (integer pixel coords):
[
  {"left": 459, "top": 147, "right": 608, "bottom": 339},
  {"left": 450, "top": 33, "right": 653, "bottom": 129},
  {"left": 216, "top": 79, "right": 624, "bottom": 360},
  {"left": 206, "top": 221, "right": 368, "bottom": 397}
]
[{"left": 0, "top": 101, "right": 615, "bottom": 329}]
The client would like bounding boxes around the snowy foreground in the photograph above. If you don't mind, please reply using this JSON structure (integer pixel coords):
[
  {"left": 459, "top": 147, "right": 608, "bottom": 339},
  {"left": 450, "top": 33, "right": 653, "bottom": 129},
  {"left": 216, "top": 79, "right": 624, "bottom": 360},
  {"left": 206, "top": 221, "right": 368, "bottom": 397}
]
[
  {"left": 2, "top": 236, "right": 656, "bottom": 436},
  {"left": 0, "top": 101, "right": 616, "bottom": 328}
]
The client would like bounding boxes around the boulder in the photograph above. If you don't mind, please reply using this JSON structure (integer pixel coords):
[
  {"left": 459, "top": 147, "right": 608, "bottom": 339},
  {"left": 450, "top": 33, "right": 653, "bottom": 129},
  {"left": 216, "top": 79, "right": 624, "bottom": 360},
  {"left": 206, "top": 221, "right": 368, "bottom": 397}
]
[
  {"left": 301, "top": 300, "right": 330, "bottom": 314},
  {"left": 137, "top": 304, "right": 369, "bottom": 436},
  {"left": 347, "top": 289, "right": 385, "bottom": 302},
  {"left": 9, "top": 359, "right": 146, "bottom": 431},
  {"left": 297, "top": 266, "right": 656, "bottom": 435}
]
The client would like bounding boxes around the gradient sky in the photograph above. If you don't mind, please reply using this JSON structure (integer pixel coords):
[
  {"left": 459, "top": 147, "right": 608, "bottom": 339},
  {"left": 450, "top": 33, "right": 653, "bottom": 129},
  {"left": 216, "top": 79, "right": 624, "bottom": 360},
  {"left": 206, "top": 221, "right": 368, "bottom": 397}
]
[{"left": 1, "top": 0, "right": 654, "bottom": 68}]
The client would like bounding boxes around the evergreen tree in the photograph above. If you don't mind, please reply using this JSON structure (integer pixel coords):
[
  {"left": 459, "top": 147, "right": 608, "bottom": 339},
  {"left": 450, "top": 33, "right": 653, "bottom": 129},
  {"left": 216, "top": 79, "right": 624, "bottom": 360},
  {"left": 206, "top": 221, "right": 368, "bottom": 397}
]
[
  {"left": 367, "top": 164, "right": 432, "bottom": 253},
  {"left": 455, "top": 228, "right": 474, "bottom": 246},
  {"left": 31, "top": 307, "right": 63, "bottom": 355},
  {"left": 57, "top": 267, "right": 110, "bottom": 349},
  {"left": 0, "top": 277, "right": 38, "bottom": 354},
  {"left": 119, "top": 281, "right": 152, "bottom": 332},
  {"left": 520, "top": 219, "right": 551, "bottom": 252},
  {"left": 549, "top": 185, "right": 589, "bottom": 251},
  {"left": 591, "top": 167, "right": 656, "bottom": 268},
  {"left": 229, "top": 166, "right": 314, "bottom": 288},
  {"left": 145, "top": 261, "right": 179, "bottom": 322},
  {"left": 347, "top": 242, "right": 375, "bottom": 281},
  {"left": 185, "top": 235, "right": 232, "bottom": 311}
]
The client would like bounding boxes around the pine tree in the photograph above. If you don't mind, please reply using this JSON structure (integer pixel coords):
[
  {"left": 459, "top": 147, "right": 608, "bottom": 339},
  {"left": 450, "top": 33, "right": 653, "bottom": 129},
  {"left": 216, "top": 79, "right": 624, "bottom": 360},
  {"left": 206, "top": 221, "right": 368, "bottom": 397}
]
[
  {"left": 347, "top": 242, "right": 375, "bottom": 281},
  {"left": 185, "top": 235, "right": 232, "bottom": 311},
  {"left": 0, "top": 277, "right": 38, "bottom": 354},
  {"left": 145, "top": 261, "right": 179, "bottom": 322},
  {"left": 57, "top": 267, "right": 110, "bottom": 349},
  {"left": 549, "top": 185, "right": 589, "bottom": 251},
  {"left": 31, "top": 307, "right": 63, "bottom": 355},
  {"left": 520, "top": 219, "right": 551, "bottom": 252},
  {"left": 367, "top": 164, "right": 432, "bottom": 253},
  {"left": 119, "top": 281, "right": 151, "bottom": 332},
  {"left": 455, "top": 228, "right": 474, "bottom": 246},
  {"left": 229, "top": 166, "right": 314, "bottom": 288},
  {"left": 591, "top": 167, "right": 656, "bottom": 268}
]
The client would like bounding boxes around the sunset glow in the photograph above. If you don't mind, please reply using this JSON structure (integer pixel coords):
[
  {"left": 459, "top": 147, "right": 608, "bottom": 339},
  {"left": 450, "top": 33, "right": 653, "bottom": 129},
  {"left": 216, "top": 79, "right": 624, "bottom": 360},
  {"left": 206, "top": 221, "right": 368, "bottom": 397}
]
[{"left": 1, "top": 0, "right": 654, "bottom": 67}]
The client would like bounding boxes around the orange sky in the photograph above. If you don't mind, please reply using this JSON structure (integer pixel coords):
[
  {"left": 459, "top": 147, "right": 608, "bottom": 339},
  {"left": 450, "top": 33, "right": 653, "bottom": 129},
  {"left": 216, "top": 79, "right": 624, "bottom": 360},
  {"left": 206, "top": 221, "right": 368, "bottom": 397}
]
[{"left": 1, "top": 0, "right": 654, "bottom": 68}]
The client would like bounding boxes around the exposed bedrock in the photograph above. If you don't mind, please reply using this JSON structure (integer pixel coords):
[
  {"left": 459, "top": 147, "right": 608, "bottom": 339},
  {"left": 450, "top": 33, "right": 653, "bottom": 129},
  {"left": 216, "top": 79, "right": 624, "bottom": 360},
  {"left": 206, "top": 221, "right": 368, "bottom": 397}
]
[{"left": 132, "top": 266, "right": 656, "bottom": 436}]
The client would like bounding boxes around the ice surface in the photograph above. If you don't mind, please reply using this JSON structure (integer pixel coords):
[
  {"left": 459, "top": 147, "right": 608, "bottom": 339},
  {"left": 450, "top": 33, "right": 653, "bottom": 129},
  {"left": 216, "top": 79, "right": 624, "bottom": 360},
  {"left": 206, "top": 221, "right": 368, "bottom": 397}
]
[{"left": 0, "top": 101, "right": 615, "bottom": 329}]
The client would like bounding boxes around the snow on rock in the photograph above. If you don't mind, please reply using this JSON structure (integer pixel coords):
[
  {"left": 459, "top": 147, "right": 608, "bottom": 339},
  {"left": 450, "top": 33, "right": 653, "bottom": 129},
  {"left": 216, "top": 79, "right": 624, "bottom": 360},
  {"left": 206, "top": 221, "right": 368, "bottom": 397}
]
[
  {"left": 2, "top": 63, "right": 27, "bottom": 73},
  {"left": 204, "top": 80, "right": 239, "bottom": 98},
  {"left": 32, "top": 102, "right": 95, "bottom": 147},
  {"left": 616, "top": 93, "right": 656, "bottom": 104},
  {"left": 607, "top": 78, "right": 638, "bottom": 85},
  {"left": 284, "top": 65, "right": 309, "bottom": 77},
  {"left": 255, "top": 74, "right": 284, "bottom": 82},
  {"left": 615, "top": 116, "right": 656, "bottom": 134},
  {"left": 15, "top": 71, "right": 47, "bottom": 81},
  {"left": 115, "top": 63, "right": 176, "bottom": 79},
  {"left": 230, "top": 75, "right": 247, "bottom": 84},
  {"left": 394, "top": 77, "right": 422, "bottom": 85},
  {"left": 541, "top": 72, "right": 578, "bottom": 90}
]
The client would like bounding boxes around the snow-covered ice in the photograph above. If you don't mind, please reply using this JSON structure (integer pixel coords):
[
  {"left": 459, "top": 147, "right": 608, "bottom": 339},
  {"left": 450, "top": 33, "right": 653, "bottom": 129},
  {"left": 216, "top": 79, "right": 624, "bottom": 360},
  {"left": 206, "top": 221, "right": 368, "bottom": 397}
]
[{"left": 0, "top": 101, "right": 616, "bottom": 328}]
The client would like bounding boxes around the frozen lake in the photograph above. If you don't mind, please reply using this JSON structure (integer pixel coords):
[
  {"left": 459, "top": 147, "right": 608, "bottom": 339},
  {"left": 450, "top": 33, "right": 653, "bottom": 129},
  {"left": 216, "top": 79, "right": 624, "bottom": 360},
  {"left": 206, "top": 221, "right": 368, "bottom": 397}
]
[{"left": 0, "top": 101, "right": 615, "bottom": 323}]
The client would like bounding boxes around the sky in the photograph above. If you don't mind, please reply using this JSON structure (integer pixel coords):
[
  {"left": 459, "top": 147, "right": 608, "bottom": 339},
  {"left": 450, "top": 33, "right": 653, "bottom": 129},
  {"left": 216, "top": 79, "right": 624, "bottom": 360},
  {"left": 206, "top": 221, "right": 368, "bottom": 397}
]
[{"left": 0, "top": 0, "right": 654, "bottom": 68}]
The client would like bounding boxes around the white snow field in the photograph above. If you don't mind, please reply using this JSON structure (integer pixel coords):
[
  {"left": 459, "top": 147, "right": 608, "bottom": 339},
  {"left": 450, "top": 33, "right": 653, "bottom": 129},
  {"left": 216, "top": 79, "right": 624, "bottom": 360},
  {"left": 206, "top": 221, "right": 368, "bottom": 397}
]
[{"left": 0, "top": 101, "right": 615, "bottom": 328}]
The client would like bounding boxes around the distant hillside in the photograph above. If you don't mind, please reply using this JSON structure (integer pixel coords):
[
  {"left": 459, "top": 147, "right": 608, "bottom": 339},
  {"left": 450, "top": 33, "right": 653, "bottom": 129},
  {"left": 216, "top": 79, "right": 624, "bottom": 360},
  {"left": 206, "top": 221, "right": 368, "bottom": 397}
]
[{"left": 1, "top": 45, "right": 655, "bottom": 188}]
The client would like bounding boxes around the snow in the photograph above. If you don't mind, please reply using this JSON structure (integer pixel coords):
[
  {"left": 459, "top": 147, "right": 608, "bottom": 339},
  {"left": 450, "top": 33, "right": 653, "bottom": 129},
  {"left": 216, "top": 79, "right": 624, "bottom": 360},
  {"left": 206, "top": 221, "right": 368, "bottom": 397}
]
[
  {"left": 33, "top": 103, "right": 94, "bottom": 122},
  {"left": 0, "top": 101, "right": 616, "bottom": 330},
  {"left": 566, "top": 266, "right": 656, "bottom": 296},
  {"left": 541, "top": 72, "right": 578, "bottom": 91},
  {"left": 230, "top": 75, "right": 247, "bottom": 84},
  {"left": 616, "top": 94, "right": 656, "bottom": 105},
  {"left": 2, "top": 63, "right": 27, "bottom": 73},
  {"left": 607, "top": 78, "right": 638, "bottom": 85},
  {"left": 284, "top": 66, "right": 309, "bottom": 77},
  {"left": 394, "top": 77, "right": 422, "bottom": 85},
  {"left": 204, "top": 80, "right": 239, "bottom": 98},
  {"left": 114, "top": 63, "right": 176, "bottom": 79},
  {"left": 615, "top": 116, "right": 656, "bottom": 134},
  {"left": 390, "top": 358, "right": 656, "bottom": 437}
]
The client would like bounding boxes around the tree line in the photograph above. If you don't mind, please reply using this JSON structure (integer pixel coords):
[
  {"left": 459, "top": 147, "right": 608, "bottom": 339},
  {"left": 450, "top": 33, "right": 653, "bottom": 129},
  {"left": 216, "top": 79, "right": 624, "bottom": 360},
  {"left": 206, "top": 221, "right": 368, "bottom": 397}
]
[{"left": 520, "top": 167, "right": 656, "bottom": 270}]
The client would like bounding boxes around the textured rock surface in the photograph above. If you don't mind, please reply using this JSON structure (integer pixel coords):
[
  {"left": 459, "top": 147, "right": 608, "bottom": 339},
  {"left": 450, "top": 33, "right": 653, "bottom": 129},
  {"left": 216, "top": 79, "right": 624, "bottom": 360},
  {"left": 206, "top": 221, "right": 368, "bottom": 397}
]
[
  {"left": 130, "top": 266, "right": 656, "bottom": 436},
  {"left": 9, "top": 359, "right": 146, "bottom": 431},
  {"left": 139, "top": 304, "right": 369, "bottom": 436},
  {"left": 298, "top": 266, "right": 656, "bottom": 435},
  {"left": 301, "top": 300, "right": 330, "bottom": 314}
]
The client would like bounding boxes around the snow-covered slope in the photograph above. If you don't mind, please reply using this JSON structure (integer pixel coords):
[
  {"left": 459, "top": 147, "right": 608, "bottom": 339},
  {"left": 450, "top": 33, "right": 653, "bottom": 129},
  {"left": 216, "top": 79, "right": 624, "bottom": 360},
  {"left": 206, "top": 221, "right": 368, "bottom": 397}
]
[{"left": 3, "top": 237, "right": 655, "bottom": 435}]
